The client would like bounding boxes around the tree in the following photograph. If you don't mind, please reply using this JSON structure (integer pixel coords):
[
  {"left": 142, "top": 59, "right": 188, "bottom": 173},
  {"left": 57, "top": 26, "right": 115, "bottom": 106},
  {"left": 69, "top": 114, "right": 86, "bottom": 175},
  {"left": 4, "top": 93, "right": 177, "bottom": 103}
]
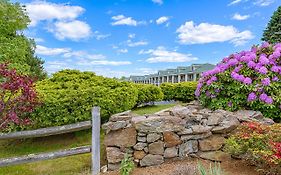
[
  {"left": 0, "top": 0, "right": 47, "bottom": 80},
  {"left": 262, "top": 6, "right": 281, "bottom": 44}
]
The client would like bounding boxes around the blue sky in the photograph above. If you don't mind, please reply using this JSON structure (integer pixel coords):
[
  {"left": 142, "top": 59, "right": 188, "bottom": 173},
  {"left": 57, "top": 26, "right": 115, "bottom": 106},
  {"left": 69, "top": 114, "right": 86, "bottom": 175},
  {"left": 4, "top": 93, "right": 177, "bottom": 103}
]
[{"left": 17, "top": 0, "right": 280, "bottom": 77}]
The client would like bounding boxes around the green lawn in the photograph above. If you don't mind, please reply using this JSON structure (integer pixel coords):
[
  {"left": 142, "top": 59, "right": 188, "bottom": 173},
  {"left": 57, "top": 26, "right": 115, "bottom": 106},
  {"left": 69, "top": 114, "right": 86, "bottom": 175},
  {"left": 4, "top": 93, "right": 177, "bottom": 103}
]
[{"left": 0, "top": 103, "right": 177, "bottom": 175}]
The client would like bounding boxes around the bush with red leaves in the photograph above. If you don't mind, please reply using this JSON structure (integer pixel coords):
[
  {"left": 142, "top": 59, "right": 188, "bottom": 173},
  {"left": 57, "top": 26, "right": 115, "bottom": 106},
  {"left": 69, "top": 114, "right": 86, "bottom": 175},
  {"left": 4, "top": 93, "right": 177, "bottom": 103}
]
[{"left": 0, "top": 63, "right": 40, "bottom": 131}]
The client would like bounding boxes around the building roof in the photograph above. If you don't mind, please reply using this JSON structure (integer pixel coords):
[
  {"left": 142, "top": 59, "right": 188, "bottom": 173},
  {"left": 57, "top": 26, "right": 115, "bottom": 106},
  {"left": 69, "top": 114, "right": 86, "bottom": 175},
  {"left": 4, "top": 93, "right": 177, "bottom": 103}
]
[{"left": 129, "top": 63, "right": 215, "bottom": 81}]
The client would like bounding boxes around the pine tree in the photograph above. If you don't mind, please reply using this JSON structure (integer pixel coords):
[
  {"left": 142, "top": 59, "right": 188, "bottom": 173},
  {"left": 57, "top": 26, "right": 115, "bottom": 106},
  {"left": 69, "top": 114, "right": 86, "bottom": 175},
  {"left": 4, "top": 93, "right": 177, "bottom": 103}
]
[{"left": 262, "top": 6, "right": 281, "bottom": 44}]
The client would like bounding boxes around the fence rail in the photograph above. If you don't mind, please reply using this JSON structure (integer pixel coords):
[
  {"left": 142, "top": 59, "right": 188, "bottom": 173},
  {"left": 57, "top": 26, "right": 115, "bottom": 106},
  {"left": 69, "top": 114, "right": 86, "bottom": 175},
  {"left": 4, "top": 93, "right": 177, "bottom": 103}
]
[
  {"left": 0, "top": 146, "right": 91, "bottom": 167},
  {"left": 0, "top": 121, "right": 92, "bottom": 140},
  {"left": 0, "top": 107, "right": 101, "bottom": 175}
]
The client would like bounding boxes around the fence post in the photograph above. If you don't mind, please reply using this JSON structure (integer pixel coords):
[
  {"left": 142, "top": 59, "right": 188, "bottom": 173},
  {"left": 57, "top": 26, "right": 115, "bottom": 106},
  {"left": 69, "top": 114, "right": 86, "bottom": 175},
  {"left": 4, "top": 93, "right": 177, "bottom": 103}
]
[{"left": 92, "top": 107, "right": 100, "bottom": 175}]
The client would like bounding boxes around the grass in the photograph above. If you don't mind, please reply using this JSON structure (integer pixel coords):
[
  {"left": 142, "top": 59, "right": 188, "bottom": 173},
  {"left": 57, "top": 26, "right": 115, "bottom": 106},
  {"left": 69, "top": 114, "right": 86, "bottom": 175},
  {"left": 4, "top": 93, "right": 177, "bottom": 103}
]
[
  {"left": 132, "top": 103, "right": 177, "bottom": 115},
  {"left": 0, "top": 103, "right": 177, "bottom": 175}
]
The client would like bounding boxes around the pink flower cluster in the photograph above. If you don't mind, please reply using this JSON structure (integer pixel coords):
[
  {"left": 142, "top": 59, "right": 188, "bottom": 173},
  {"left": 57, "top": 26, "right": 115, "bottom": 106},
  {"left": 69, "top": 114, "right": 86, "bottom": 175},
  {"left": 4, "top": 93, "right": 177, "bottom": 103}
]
[{"left": 196, "top": 42, "right": 281, "bottom": 105}]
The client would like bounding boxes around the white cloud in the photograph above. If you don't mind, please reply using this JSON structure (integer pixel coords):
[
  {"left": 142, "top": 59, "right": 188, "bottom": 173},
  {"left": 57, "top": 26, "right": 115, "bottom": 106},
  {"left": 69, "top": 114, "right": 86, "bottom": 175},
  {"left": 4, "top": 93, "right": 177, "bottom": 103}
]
[
  {"left": 152, "top": 0, "right": 163, "bottom": 5},
  {"left": 45, "top": 61, "right": 73, "bottom": 74},
  {"left": 228, "top": 0, "right": 242, "bottom": 6},
  {"left": 176, "top": 21, "right": 254, "bottom": 46},
  {"left": 127, "top": 40, "right": 148, "bottom": 47},
  {"left": 111, "top": 15, "right": 145, "bottom": 26},
  {"left": 156, "top": 16, "right": 170, "bottom": 25},
  {"left": 254, "top": 0, "right": 275, "bottom": 6},
  {"left": 34, "top": 38, "right": 45, "bottom": 43},
  {"left": 89, "top": 60, "right": 131, "bottom": 66},
  {"left": 26, "top": 1, "right": 84, "bottom": 26},
  {"left": 63, "top": 51, "right": 105, "bottom": 60},
  {"left": 49, "top": 20, "right": 91, "bottom": 41},
  {"left": 93, "top": 31, "right": 110, "bottom": 40},
  {"left": 232, "top": 13, "right": 250, "bottom": 20},
  {"left": 128, "top": 33, "right": 136, "bottom": 39},
  {"left": 141, "top": 46, "right": 198, "bottom": 63},
  {"left": 117, "top": 49, "right": 128, "bottom": 54},
  {"left": 36, "top": 45, "right": 70, "bottom": 56}
]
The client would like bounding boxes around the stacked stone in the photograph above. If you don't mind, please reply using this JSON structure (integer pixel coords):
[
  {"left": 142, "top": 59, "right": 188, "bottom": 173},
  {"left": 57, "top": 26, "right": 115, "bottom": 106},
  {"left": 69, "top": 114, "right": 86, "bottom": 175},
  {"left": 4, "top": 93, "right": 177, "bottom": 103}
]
[{"left": 102, "top": 101, "right": 274, "bottom": 171}]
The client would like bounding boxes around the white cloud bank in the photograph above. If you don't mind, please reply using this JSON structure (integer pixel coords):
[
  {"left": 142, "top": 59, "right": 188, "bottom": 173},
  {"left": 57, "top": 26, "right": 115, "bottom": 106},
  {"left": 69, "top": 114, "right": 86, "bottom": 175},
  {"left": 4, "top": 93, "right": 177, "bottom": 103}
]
[
  {"left": 26, "top": 1, "right": 92, "bottom": 41},
  {"left": 152, "top": 0, "right": 163, "bottom": 5},
  {"left": 140, "top": 47, "right": 198, "bottom": 63},
  {"left": 111, "top": 15, "right": 145, "bottom": 26},
  {"left": 176, "top": 21, "right": 254, "bottom": 46}
]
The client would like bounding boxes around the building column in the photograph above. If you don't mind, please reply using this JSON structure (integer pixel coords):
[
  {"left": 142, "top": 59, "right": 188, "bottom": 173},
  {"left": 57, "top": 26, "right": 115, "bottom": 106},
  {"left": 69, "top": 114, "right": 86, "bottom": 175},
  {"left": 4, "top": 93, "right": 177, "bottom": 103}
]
[
  {"left": 178, "top": 75, "right": 181, "bottom": 83},
  {"left": 185, "top": 74, "right": 188, "bottom": 82},
  {"left": 172, "top": 75, "right": 174, "bottom": 83},
  {"left": 193, "top": 73, "right": 197, "bottom": 81}
]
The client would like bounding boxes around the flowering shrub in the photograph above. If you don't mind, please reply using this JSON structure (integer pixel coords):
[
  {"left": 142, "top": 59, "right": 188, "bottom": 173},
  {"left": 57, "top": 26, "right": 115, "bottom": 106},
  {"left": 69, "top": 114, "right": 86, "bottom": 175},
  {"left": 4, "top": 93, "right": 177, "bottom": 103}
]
[
  {"left": 225, "top": 122, "right": 281, "bottom": 174},
  {"left": 0, "top": 63, "right": 39, "bottom": 131},
  {"left": 196, "top": 42, "right": 281, "bottom": 120}
]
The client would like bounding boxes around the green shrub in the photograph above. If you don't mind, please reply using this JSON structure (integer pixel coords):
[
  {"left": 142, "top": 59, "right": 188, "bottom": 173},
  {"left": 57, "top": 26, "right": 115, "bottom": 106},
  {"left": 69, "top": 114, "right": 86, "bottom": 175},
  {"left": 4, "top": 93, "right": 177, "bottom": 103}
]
[
  {"left": 225, "top": 122, "right": 281, "bottom": 174},
  {"left": 160, "top": 82, "right": 197, "bottom": 102},
  {"left": 135, "top": 84, "right": 164, "bottom": 106},
  {"left": 196, "top": 43, "right": 281, "bottom": 120},
  {"left": 120, "top": 154, "right": 134, "bottom": 175},
  {"left": 30, "top": 70, "right": 138, "bottom": 128}
]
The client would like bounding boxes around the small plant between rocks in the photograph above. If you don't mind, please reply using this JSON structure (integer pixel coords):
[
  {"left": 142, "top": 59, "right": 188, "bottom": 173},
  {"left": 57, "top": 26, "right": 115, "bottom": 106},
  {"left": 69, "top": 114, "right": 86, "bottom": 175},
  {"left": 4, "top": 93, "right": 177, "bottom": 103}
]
[
  {"left": 197, "top": 162, "right": 224, "bottom": 175},
  {"left": 120, "top": 154, "right": 135, "bottom": 175}
]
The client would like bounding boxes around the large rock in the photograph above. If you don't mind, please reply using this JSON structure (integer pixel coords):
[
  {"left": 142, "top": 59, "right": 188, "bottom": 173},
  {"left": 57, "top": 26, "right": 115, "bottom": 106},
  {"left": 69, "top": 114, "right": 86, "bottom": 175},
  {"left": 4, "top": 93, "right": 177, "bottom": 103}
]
[
  {"left": 235, "top": 110, "right": 274, "bottom": 125},
  {"left": 198, "top": 151, "right": 231, "bottom": 162},
  {"left": 102, "top": 121, "right": 127, "bottom": 133},
  {"left": 147, "top": 133, "right": 161, "bottom": 143},
  {"left": 164, "top": 147, "right": 178, "bottom": 158},
  {"left": 109, "top": 110, "right": 133, "bottom": 122},
  {"left": 207, "top": 113, "right": 224, "bottom": 126},
  {"left": 108, "top": 163, "right": 121, "bottom": 171},
  {"left": 212, "top": 116, "right": 240, "bottom": 134},
  {"left": 140, "top": 154, "right": 164, "bottom": 167},
  {"left": 134, "top": 151, "right": 146, "bottom": 160},
  {"left": 148, "top": 141, "right": 164, "bottom": 155},
  {"left": 199, "top": 135, "right": 225, "bottom": 151},
  {"left": 133, "top": 115, "right": 185, "bottom": 133},
  {"left": 181, "top": 132, "right": 212, "bottom": 141},
  {"left": 106, "top": 147, "right": 125, "bottom": 163},
  {"left": 170, "top": 105, "right": 199, "bottom": 118},
  {"left": 163, "top": 131, "right": 182, "bottom": 147},
  {"left": 191, "top": 125, "right": 212, "bottom": 134},
  {"left": 179, "top": 140, "right": 198, "bottom": 157},
  {"left": 133, "top": 142, "right": 147, "bottom": 151},
  {"left": 177, "top": 128, "right": 193, "bottom": 135},
  {"left": 104, "top": 127, "right": 137, "bottom": 147}
]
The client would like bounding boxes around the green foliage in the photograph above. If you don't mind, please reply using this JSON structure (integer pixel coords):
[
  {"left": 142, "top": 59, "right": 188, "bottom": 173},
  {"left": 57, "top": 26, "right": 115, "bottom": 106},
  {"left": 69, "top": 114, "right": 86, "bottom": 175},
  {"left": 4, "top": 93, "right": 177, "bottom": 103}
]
[
  {"left": 134, "top": 84, "right": 164, "bottom": 106},
  {"left": 262, "top": 6, "right": 281, "bottom": 44},
  {"left": 120, "top": 154, "right": 134, "bottom": 175},
  {"left": 30, "top": 70, "right": 138, "bottom": 128},
  {"left": 160, "top": 82, "right": 197, "bottom": 102},
  {"left": 197, "top": 162, "right": 224, "bottom": 175},
  {"left": 225, "top": 122, "right": 281, "bottom": 174},
  {"left": 0, "top": 0, "right": 46, "bottom": 80}
]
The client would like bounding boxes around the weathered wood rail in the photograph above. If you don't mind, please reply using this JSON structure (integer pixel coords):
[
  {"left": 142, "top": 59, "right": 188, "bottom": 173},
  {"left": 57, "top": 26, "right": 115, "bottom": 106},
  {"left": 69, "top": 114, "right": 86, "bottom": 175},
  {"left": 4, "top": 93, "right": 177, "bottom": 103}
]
[
  {"left": 0, "top": 146, "right": 91, "bottom": 167},
  {"left": 0, "top": 121, "right": 92, "bottom": 140},
  {"left": 0, "top": 107, "right": 101, "bottom": 175}
]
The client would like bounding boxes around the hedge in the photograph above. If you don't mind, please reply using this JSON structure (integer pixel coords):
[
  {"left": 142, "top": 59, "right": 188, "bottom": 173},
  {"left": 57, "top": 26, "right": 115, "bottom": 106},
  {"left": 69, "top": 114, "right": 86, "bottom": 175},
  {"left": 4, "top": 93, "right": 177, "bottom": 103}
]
[
  {"left": 134, "top": 84, "right": 164, "bottom": 106},
  {"left": 30, "top": 70, "right": 138, "bottom": 128},
  {"left": 160, "top": 82, "right": 198, "bottom": 102}
]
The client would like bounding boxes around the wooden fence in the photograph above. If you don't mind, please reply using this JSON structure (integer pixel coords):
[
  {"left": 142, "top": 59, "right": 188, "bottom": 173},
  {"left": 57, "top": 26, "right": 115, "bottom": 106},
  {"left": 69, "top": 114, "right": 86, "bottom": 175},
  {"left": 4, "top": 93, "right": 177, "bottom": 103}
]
[{"left": 0, "top": 107, "right": 101, "bottom": 175}]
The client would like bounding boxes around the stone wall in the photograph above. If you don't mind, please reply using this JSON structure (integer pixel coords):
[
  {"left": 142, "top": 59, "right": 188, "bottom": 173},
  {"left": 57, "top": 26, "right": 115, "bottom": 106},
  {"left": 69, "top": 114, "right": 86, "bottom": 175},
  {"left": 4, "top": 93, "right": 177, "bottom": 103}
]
[{"left": 102, "top": 101, "right": 274, "bottom": 171}]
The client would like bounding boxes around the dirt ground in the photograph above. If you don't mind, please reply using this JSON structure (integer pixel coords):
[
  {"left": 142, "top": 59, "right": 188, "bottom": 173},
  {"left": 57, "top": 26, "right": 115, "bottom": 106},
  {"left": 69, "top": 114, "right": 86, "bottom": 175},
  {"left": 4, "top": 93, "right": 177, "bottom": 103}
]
[{"left": 101, "top": 157, "right": 260, "bottom": 175}]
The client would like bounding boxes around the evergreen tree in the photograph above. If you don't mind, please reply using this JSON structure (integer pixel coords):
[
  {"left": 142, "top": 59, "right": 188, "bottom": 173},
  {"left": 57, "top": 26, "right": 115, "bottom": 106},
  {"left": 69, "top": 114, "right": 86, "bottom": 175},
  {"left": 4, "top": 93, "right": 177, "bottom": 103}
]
[
  {"left": 0, "top": 0, "right": 46, "bottom": 80},
  {"left": 262, "top": 6, "right": 281, "bottom": 44}
]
